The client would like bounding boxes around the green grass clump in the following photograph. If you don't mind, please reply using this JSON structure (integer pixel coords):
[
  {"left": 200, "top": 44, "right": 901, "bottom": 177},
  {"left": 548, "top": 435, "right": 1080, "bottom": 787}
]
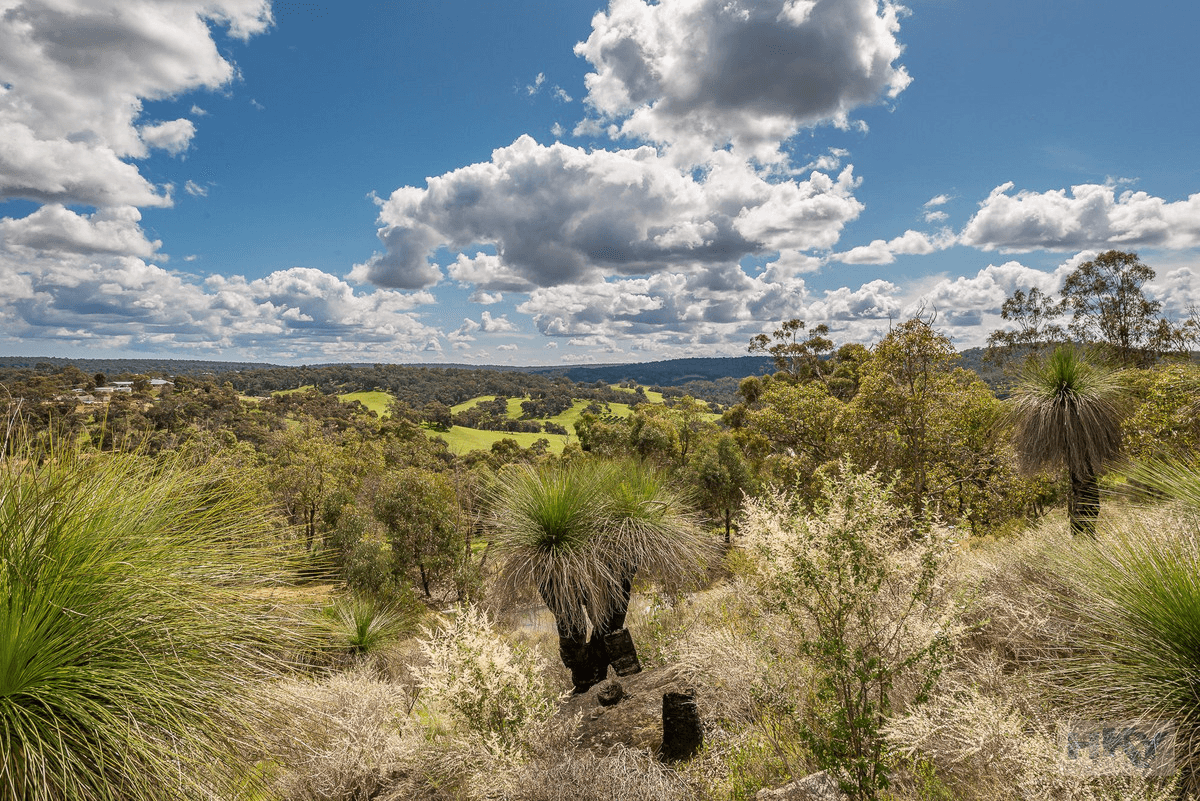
[
  {"left": 322, "top": 593, "right": 421, "bottom": 655},
  {"left": 0, "top": 448, "right": 308, "bottom": 800}
]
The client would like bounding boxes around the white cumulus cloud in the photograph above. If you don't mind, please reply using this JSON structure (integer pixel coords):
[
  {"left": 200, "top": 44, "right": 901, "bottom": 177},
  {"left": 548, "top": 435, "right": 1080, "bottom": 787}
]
[
  {"left": 354, "top": 136, "right": 863, "bottom": 291},
  {"left": 139, "top": 119, "right": 197, "bottom": 156},
  {"left": 575, "top": 0, "right": 911, "bottom": 162},
  {"left": 0, "top": 0, "right": 271, "bottom": 208},
  {"left": 833, "top": 229, "right": 950, "bottom": 265},
  {"left": 960, "top": 182, "right": 1200, "bottom": 252}
]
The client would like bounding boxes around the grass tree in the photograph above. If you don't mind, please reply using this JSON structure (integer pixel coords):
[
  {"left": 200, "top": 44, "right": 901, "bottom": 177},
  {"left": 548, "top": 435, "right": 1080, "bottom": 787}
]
[
  {"left": 1052, "top": 459, "right": 1200, "bottom": 794},
  {"left": 1008, "top": 346, "right": 1124, "bottom": 536},
  {"left": 0, "top": 446, "right": 309, "bottom": 800},
  {"left": 488, "top": 458, "right": 712, "bottom": 691}
]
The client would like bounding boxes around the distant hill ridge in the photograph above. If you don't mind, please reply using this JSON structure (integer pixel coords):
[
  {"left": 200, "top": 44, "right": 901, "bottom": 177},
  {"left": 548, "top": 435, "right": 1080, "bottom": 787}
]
[{"left": 0, "top": 350, "right": 1003, "bottom": 390}]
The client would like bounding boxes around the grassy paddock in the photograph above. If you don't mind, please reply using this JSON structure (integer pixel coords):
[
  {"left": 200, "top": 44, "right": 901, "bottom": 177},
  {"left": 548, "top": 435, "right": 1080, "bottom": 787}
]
[
  {"left": 429, "top": 425, "right": 572, "bottom": 455},
  {"left": 337, "top": 390, "right": 393, "bottom": 416}
]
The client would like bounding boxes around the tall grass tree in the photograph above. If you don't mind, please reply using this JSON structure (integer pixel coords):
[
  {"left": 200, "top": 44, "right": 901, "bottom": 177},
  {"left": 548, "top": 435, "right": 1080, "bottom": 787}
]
[
  {"left": 1008, "top": 347, "right": 1124, "bottom": 536},
  {"left": 0, "top": 446, "right": 310, "bottom": 800},
  {"left": 488, "top": 459, "right": 712, "bottom": 690}
]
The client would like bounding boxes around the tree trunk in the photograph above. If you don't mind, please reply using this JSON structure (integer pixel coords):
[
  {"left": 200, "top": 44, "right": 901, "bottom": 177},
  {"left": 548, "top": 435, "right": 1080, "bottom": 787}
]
[
  {"left": 724, "top": 508, "right": 731, "bottom": 543},
  {"left": 1069, "top": 467, "right": 1100, "bottom": 537}
]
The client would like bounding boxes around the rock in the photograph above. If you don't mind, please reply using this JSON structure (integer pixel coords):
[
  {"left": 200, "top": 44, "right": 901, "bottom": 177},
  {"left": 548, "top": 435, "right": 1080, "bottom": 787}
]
[
  {"left": 596, "top": 679, "right": 624, "bottom": 706},
  {"left": 557, "top": 664, "right": 692, "bottom": 755},
  {"left": 755, "top": 771, "right": 845, "bottom": 801},
  {"left": 660, "top": 688, "right": 703, "bottom": 762}
]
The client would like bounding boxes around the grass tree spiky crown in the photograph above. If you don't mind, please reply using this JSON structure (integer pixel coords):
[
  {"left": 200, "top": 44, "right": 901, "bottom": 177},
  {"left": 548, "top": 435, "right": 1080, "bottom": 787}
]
[
  {"left": 1008, "top": 346, "right": 1125, "bottom": 476},
  {"left": 488, "top": 458, "right": 712, "bottom": 631},
  {"left": 0, "top": 445, "right": 312, "bottom": 801}
]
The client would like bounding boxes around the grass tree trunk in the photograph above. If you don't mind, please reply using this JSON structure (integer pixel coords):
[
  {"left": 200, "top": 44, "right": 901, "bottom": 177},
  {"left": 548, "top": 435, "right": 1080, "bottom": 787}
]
[{"left": 1068, "top": 467, "right": 1100, "bottom": 537}]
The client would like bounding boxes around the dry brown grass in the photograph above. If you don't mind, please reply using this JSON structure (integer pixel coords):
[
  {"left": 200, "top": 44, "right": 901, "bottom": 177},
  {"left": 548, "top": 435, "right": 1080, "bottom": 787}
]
[{"left": 256, "top": 669, "right": 419, "bottom": 801}]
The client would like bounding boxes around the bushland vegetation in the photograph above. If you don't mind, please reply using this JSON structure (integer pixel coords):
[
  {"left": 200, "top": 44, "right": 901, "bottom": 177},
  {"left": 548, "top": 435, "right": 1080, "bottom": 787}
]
[{"left": 4, "top": 251, "right": 1200, "bottom": 799}]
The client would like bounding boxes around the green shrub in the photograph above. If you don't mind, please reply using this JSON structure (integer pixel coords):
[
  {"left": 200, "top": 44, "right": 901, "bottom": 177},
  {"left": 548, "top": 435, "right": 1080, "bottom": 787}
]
[{"left": 0, "top": 448, "right": 307, "bottom": 800}]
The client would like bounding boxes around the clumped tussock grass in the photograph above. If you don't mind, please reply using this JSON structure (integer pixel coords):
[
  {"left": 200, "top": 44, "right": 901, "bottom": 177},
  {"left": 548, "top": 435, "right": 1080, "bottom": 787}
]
[
  {"left": 499, "top": 743, "right": 689, "bottom": 801},
  {"left": 319, "top": 592, "right": 423, "bottom": 660},
  {"left": 1048, "top": 500, "right": 1200, "bottom": 795},
  {"left": 0, "top": 447, "right": 311, "bottom": 801},
  {"left": 257, "top": 669, "right": 418, "bottom": 800}
]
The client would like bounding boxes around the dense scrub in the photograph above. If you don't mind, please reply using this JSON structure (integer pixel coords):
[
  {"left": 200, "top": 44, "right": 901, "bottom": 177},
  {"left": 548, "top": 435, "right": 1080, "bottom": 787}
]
[{"left": 4, "top": 310, "right": 1200, "bottom": 799}]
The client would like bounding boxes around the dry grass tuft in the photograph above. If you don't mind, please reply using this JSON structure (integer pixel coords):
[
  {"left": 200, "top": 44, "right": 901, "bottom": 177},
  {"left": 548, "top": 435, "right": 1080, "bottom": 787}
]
[
  {"left": 498, "top": 743, "right": 689, "bottom": 801},
  {"left": 257, "top": 670, "right": 418, "bottom": 801}
]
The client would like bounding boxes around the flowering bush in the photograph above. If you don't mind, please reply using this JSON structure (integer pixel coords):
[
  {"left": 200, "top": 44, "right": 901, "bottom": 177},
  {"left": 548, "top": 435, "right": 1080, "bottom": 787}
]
[
  {"left": 414, "top": 605, "right": 558, "bottom": 753},
  {"left": 739, "top": 468, "right": 954, "bottom": 800}
]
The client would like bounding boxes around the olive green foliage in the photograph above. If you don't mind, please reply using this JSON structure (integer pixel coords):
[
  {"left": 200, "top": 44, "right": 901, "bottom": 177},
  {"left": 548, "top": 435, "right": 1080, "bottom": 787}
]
[
  {"left": 1122, "top": 361, "right": 1200, "bottom": 460},
  {"left": 740, "top": 317, "right": 1041, "bottom": 534},
  {"left": 749, "top": 318, "right": 834, "bottom": 383},
  {"left": 487, "top": 459, "right": 713, "bottom": 632},
  {"left": 372, "top": 467, "right": 465, "bottom": 597},
  {"left": 985, "top": 286, "right": 1066, "bottom": 360},
  {"left": 1062, "top": 250, "right": 1196, "bottom": 366},
  {"left": 1008, "top": 347, "right": 1125, "bottom": 536},
  {"left": 687, "top": 431, "right": 757, "bottom": 540},
  {"left": 988, "top": 250, "right": 1197, "bottom": 369},
  {"left": 0, "top": 448, "right": 307, "bottom": 801}
]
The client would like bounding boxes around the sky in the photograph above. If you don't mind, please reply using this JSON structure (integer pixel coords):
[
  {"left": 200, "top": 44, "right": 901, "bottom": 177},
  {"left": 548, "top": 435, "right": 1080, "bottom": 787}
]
[{"left": 1, "top": 0, "right": 1198, "bottom": 366}]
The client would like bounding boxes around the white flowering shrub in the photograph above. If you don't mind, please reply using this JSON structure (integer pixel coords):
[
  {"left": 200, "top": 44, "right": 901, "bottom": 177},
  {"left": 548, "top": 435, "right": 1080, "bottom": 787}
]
[
  {"left": 414, "top": 605, "right": 557, "bottom": 753},
  {"left": 738, "top": 468, "right": 955, "bottom": 800}
]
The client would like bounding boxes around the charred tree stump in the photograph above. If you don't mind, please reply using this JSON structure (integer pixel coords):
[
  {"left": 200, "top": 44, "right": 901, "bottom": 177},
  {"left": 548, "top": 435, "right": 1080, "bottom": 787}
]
[
  {"left": 604, "top": 628, "right": 642, "bottom": 677},
  {"left": 661, "top": 689, "right": 702, "bottom": 761}
]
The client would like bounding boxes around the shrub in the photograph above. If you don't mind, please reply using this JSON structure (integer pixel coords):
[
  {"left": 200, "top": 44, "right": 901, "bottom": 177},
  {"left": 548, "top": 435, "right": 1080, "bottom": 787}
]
[
  {"left": 414, "top": 605, "right": 557, "bottom": 754},
  {"left": 0, "top": 448, "right": 307, "bottom": 800},
  {"left": 739, "top": 468, "right": 953, "bottom": 800}
]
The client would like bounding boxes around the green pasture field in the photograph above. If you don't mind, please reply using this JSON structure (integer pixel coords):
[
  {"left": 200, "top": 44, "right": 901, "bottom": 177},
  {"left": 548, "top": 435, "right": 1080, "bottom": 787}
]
[
  {"left": 272, "top": 385, "right": 315, "bottom": 395},
  {"left": 337, "top": 390, "right": 392, "bottom": 416},
  {"left": 609, "top": 383, "right": 666, "bottom": 404},
  {"left": 427, "top": 425, "right": 574, "bottom": 455},
  {"left": 322, "top": 387, "right": 707, "bottom": 455}
]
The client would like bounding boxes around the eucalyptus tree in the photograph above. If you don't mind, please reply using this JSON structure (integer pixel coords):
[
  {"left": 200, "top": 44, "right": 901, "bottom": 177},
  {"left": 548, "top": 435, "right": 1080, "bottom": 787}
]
[{"left": 1008, "top": 347, "right": 1125, "bottom": 536}]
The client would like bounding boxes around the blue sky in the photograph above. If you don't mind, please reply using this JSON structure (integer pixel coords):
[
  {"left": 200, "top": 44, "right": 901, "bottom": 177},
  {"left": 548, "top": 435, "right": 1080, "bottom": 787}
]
[{"left": 1, "top": 0, "right": 1198, "bottom": 365}]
